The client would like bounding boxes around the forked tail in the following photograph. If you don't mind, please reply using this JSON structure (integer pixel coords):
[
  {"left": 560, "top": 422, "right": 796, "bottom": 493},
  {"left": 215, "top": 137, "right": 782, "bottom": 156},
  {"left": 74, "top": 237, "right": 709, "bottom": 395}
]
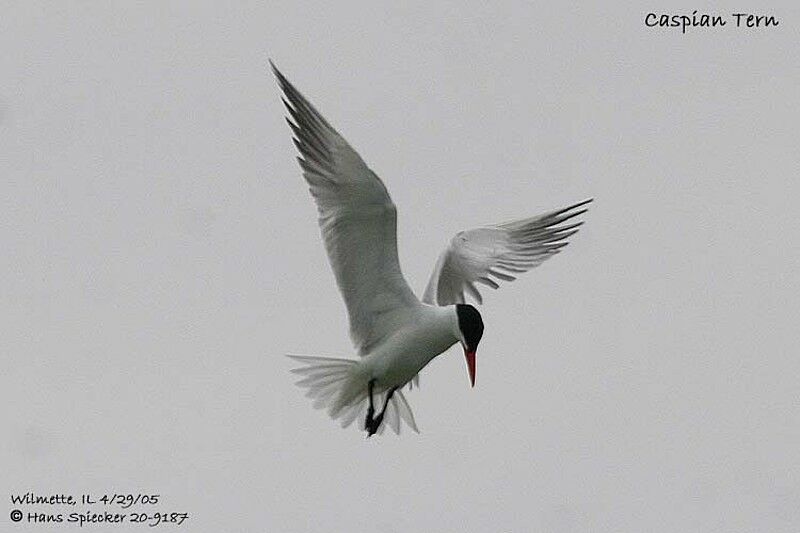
[{"left": 287, "top": 355, "right": 419, "bottom": 435}]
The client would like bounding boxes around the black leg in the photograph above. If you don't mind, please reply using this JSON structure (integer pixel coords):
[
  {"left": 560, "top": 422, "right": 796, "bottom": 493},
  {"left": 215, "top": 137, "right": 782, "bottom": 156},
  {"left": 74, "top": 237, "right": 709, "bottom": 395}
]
[
  {"left": 365, "top": 380, "right": 376, "bottom": 437},
  {"left": 367, "top": 387, "right": 396, "bottom": 437},
  {"left": 381, "top": 387, "right": 395, "bottom": 412}
]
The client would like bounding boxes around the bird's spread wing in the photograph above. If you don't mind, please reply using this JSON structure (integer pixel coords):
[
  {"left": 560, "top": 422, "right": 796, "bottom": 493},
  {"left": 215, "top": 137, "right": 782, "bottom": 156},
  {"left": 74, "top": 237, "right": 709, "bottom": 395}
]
[
  {"left": 422, "top": 199, "right": 592, "bottom": 306},
  {"left": 272, "top": 62, "right": 418, "bottom": 355}
]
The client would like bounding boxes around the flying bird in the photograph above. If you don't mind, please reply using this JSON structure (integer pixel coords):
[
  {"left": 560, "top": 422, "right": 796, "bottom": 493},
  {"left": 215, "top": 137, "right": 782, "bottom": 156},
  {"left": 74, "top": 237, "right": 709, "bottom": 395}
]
[{"left": 272, "top": 62, "right": 592, "bottom": 437}]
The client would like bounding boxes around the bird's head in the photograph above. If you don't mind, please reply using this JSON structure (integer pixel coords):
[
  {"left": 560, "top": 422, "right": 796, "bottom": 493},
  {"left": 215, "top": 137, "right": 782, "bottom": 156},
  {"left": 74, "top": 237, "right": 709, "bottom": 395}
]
[{"left": 455, "top": 304, "right": 484, "bottom": 387}]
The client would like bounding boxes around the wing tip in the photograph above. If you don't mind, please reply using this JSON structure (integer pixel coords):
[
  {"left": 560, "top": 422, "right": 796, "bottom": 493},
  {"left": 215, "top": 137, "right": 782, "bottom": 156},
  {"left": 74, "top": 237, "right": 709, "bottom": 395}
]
[
  {"left": 269, "top": 58, "right": 284, "bottom": 82},
  {"left": 556, "top": 197, "right": 594, "bottom": 216}
]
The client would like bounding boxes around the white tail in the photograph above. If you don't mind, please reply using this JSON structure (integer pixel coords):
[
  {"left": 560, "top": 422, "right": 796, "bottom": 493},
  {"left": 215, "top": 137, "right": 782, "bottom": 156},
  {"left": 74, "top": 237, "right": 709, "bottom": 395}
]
[{"left": 288, "top": 355, "right": 419, "bottom": 435}]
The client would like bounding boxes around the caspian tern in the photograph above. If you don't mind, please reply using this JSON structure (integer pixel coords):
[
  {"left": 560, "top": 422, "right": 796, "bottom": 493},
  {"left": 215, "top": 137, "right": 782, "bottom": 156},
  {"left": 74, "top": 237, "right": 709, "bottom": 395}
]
[{"left": 272, "top": 62, "right": 592, "bottom": 437}]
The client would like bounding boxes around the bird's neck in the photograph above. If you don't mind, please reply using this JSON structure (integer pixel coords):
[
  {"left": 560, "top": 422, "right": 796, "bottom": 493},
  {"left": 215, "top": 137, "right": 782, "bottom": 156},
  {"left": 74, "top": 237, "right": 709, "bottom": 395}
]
[{"left": 423, "top": 304, "right": 462, "bottom": 345}]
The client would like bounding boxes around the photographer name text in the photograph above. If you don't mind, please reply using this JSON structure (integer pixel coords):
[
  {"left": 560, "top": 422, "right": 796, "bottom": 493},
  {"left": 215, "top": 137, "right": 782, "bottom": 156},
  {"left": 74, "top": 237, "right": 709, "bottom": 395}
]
[{"left": 8, "top": 492, "right": 189, "bottom": 528}]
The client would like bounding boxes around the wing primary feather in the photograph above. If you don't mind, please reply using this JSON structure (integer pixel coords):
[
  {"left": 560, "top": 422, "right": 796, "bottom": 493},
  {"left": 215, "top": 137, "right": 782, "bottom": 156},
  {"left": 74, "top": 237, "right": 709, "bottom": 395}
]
[
  {"left": 284, "top": 95, "right": 328, "bottom": 135},
  {"left": 539, "top": 208, "right": 590, "bottom": 228},
  {"left": 274, "top": 74, "right": 333, "bottom": 132},
  {"left": 488, "top": 268, "right": 516, "bottom": 282},
  {"left": 530, "top": 231, "right": 579, "bottom": 244},
  {"left": 298, "top": 156, "right": 334, "bottom": 180},
  {"left": 285, "top": 117, "right": 332, "bottom": 163},
  {"left": 292, "top": 137, "right": 331, "bottom": 171},
  {"left": 513, "top": 221, "right": 584, "bottom": 239},
  {"left": 476, "top": 277, "right": 499, "bottom": 289},
  {"left": 549, "top": 198, "right": 594, "bottom": 217},
  {"left": 495, "top": 263, "right": 528, "bottom": 273}
]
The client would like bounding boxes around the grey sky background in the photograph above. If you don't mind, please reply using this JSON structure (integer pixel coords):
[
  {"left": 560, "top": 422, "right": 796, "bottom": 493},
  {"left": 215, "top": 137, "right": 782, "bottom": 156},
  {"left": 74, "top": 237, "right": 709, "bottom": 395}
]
[{"left": 2, "top": 1, "right": 799, "bottom": 532}]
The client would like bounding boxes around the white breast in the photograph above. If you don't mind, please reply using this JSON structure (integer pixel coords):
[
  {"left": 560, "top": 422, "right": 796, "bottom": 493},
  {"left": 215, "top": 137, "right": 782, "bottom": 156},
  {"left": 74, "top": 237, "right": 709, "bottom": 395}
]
[{"left": 363, "top": 305, "right": 458, "bottom": 389}]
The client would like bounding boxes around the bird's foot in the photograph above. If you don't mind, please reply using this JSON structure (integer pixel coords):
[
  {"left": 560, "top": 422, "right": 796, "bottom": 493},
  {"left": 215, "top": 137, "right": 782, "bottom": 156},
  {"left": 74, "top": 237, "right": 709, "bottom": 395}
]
[
  {"left": 365, "top": 412, "right": 384, "bottom": 438},
  {"left": 364, "top": 404, "right": 375, "bottom": 435},
  {"left": 365, "top": 386, "right": 395, "bottom": 438}
]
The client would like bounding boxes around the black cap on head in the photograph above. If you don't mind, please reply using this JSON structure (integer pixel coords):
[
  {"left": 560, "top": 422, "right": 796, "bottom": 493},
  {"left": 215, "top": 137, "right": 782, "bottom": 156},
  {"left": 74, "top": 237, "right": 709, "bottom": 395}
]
[{"left": 456, "top": 304, "right": 484, "bottom": 351}]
